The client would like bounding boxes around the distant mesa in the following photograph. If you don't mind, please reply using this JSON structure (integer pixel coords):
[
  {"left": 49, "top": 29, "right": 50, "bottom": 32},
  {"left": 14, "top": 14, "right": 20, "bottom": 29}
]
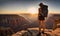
[
  {"left": 30, "top": 14, "right": 60, "bottom": 29},
  {"left": 0, "top": 14, "right": 60, "bottom": 33},
  {"left": 0, "top": 14, "right": 31, "bottom": 33},
  {"left": 45, "top": 14, "right": 60, "bottom": 29}
]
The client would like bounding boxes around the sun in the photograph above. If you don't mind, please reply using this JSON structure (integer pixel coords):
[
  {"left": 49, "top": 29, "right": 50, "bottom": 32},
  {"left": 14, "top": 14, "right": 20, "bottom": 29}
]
[{"left": 27, "top": 7, "right": 37, "bottom": 14}]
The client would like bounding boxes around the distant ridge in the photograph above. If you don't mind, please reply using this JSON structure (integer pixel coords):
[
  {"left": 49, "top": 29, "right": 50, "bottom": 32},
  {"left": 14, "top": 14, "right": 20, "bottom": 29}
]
[{"left": 0, "top": 14, "right": 31, "bottom": 32}]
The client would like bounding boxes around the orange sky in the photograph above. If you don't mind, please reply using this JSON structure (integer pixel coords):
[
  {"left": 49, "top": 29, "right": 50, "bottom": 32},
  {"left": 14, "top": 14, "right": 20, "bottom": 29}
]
[{"left": 0, "top": 0, "right": 60, "bottom": 14}]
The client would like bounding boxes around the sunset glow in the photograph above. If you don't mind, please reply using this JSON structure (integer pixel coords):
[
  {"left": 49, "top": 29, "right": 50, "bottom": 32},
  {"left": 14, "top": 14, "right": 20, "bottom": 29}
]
[
  {"left": 27, "top": 7, "right": 38, "bottom": 14},
  {"left": 0, "top": 0, "right": 60, "bottom": 14}
]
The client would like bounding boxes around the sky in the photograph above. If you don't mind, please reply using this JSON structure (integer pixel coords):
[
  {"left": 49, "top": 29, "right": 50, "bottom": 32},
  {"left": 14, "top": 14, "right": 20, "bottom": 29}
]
[{"left": 0, "top": 0, "right": 60, "bottom": 14}]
